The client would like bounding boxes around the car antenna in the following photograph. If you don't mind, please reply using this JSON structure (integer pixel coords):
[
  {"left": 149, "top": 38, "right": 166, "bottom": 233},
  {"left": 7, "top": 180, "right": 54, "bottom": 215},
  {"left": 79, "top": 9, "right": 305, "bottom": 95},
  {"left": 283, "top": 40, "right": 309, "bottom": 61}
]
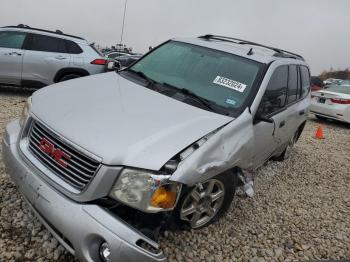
[{"left": 247, "top": 48, "right": 254, "bottom": 56}]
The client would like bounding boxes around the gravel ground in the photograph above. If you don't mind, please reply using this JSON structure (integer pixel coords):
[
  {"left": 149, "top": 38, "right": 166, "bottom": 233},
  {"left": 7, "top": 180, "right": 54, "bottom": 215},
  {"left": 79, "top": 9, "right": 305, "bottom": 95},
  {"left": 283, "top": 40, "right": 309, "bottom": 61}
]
[{"left": 0, "top": 90, "right": 349, "bottom": 262}]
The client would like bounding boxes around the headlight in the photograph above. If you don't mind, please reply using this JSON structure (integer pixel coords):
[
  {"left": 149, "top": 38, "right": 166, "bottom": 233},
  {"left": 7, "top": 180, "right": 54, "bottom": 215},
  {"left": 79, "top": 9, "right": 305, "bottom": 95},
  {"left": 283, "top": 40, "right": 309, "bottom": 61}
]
[
  {"left": 109, "top": 168, "right": 181, "bottom": 213},
  {"left": 19, "top": 96, "right": 32, "bottom": 127}
]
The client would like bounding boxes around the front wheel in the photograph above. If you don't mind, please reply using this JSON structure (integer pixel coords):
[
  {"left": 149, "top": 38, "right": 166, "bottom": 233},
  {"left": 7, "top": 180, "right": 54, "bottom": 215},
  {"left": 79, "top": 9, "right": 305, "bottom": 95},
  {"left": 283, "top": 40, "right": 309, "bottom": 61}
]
[{"left": 175, "top": 171, "right": 236, "bottom": 229}]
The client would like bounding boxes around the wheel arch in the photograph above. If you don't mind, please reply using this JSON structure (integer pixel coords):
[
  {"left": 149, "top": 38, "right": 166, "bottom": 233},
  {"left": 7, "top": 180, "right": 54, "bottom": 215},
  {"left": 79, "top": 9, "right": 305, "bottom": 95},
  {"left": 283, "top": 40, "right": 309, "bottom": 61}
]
[
  {"left": 295, "top": 120, "right": 307, "bottom": 141},
  {"left": 54, "top": 68, "right": 90, "bottom": 83}
]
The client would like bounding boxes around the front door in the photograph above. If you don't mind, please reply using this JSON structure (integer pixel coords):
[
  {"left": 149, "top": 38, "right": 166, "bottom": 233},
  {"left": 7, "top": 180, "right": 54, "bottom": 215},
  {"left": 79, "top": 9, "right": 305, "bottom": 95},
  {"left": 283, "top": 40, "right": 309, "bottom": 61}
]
[
  {"left": 253, "top": 65, "right": 290, "bottom": 168},
  {"left": 0, "top": 31, "right": 26, "bottom": 85}
]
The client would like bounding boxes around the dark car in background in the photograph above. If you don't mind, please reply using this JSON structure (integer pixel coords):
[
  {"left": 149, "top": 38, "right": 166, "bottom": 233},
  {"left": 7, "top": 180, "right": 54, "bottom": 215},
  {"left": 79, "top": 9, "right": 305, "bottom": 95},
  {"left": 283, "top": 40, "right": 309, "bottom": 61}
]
[
  {"left": 311, "top": 76, "right": 324, "bottom": 91},
  {"left": 115, "top": 54, "right": 142, "bottom": 68}
]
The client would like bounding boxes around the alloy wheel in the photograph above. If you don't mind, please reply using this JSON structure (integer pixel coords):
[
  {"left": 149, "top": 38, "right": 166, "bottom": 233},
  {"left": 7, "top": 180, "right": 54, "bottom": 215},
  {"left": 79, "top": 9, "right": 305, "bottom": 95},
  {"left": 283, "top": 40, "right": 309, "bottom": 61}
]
[{"left": 180, "top": 179, "right": 225, "bottom": 229}]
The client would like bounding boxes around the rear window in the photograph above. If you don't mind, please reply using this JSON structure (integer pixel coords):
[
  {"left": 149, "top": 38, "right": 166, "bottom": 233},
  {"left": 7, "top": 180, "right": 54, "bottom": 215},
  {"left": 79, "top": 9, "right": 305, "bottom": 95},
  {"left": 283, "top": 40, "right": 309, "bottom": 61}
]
[
  {"left": 326, "top": 86, "right": 350, "bottom": 95},
  {"left": 90, "top": 44, "right": 103, "bottom": 56},
  {"left": 26, "top": 34, "right": 66, "bottom": 53}
]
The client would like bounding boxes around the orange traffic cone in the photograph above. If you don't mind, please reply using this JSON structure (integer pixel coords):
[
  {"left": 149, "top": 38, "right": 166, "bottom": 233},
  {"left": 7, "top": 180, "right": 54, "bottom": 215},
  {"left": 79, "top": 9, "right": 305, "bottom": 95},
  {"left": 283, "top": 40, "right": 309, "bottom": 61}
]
[{"left": 315, "top": 125, "right": 324, "bottom": 139}]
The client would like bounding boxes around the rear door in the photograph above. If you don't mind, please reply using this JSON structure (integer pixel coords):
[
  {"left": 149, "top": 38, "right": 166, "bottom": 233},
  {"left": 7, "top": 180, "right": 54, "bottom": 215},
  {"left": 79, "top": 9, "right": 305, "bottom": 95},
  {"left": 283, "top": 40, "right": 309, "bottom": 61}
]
[
  {"left": 0, "top": 30, "right": 26, "bottom": 85},
  {"left": 22, "top": 33, "right": 71, "bottom": 86},
  {"left": 253, "top": 65, "right": 290, "bottom": 167},
  {"left": 283, "top": 65, "right": 301, "bottom": 139},
  {"left": 284, "top": 65, "right": 310, "bottom": 141},
  {"left": 65, "top": 39, "right": 84, "bottom": 67}
]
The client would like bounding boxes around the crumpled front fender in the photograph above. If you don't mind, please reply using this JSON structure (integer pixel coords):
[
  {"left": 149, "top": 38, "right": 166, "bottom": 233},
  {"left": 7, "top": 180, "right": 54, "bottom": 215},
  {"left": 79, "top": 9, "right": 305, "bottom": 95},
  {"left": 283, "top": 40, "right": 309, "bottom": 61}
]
[{"left": 170, "top": 108, "right": 254, "bottom": 185}]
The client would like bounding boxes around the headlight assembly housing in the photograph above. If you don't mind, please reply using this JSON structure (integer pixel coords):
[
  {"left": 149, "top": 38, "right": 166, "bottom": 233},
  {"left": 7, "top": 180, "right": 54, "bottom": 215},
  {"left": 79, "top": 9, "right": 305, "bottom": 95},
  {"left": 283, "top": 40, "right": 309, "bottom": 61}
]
[
  {"left": 109, "top": 168, "right": 181, "bottom": 213},
  {"left": 19, "top": 96, "right": 32, "bottom": 127}
]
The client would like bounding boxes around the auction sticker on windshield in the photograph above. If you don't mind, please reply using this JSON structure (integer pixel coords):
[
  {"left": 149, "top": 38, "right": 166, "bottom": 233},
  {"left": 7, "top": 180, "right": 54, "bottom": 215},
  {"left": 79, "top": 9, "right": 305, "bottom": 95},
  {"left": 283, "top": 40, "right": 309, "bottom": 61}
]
[{"left": 213, "top": 76, "right": 247, "bottom": 93}]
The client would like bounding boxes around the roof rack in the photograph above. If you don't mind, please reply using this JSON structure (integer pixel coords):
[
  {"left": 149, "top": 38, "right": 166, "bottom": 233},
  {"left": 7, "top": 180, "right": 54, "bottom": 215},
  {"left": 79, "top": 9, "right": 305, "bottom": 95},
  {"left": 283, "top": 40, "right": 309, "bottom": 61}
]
[
  {"left": 2, "top": 24, "right": 85, "bottom": 40},
  {"left": 198, "top": 34, "right": 304, "bottom": 61}
]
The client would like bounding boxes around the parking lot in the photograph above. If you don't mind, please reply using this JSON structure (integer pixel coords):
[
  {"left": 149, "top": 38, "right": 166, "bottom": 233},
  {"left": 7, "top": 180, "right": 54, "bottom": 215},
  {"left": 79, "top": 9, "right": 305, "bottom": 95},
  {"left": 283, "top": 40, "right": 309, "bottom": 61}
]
[{"left": 0, "top": 88, "right": 349, "bottom": 262}]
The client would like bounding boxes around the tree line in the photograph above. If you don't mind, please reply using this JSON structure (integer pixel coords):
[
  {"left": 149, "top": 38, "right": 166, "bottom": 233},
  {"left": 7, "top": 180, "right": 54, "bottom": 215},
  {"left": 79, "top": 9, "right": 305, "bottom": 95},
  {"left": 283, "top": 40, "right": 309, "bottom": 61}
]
[{"left": 319, "top": 68, "right": 350, "bottom": 80}]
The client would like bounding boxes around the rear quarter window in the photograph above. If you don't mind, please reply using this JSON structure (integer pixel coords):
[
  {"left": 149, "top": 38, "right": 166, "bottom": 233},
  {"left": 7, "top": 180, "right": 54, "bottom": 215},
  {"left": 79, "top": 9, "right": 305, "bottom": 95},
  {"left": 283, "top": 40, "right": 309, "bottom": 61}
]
[{"left": 65, "top": 40, "right": 83, "bottom": 54}]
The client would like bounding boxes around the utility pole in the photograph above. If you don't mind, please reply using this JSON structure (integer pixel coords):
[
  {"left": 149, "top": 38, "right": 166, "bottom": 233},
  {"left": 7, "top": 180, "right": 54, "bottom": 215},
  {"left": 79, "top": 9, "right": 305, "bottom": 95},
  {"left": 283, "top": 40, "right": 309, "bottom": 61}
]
[{"left": 120, "top": 0, "right": 128, "bottom": 46}]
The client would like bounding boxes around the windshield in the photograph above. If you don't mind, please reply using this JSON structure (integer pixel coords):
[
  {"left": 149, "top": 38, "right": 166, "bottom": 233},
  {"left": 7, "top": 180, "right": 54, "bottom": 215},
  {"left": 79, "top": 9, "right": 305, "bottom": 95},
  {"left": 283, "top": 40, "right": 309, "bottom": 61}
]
[
  {"left": 326, "top": 85, "right": 350, "bottom": 95},
  {"left": 129, "top": 41, "right": 263, "bottom": 111}
]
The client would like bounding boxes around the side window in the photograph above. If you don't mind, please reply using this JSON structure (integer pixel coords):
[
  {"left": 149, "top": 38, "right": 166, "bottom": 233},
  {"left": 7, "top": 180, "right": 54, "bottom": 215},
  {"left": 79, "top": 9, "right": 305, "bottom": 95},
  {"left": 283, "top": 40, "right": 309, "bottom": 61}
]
[
  {"left": 258, "top": 65, "right": 288, "bottom": 116},
  {"left": 287, "top": 65, "right": 298, "bottom": 104},
  {"left": 65, "top": 40, "right": 83, "bottom": 54},
  {"left": 25, "top": 34, "right": 66, "bottom": 53},
  {"left": 0, "top": 31, "right": 26, "bottom": 49},
  {"left": 300, "top": 66, "right": 311, "bottom": 98}
]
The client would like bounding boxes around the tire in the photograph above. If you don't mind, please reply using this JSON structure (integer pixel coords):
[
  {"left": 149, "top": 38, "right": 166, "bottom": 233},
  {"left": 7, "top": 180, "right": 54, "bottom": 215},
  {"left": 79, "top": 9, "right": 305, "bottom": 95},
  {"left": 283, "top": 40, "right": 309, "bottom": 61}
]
[
  {"left": 174, "top": 171, "right": 236, "bottom": 229},
  {"left": 58, "top": 74, "right": 82, "bottom": 82}
]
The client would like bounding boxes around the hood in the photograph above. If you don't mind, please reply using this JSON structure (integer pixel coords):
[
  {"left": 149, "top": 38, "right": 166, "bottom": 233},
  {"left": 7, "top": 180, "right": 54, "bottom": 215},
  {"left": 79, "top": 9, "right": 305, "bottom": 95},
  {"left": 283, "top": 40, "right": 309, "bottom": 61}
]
[{"left": 31, "top": 72, "right": 232, "bottom": 170}]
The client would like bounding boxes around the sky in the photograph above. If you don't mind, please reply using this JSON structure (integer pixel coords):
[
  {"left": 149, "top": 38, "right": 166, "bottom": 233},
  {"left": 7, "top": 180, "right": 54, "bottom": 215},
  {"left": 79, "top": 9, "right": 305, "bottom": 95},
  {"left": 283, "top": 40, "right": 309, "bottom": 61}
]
[{"left": 1, "top": 0, "right": 349, "bottom": 75}]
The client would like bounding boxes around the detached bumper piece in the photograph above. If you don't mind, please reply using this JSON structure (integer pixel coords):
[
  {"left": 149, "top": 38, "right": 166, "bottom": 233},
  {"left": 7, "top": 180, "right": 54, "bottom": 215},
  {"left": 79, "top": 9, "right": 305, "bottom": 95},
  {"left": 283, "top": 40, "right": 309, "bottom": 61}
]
[{"left": 2, "top": 120, "right": 166, "bottom": 262}]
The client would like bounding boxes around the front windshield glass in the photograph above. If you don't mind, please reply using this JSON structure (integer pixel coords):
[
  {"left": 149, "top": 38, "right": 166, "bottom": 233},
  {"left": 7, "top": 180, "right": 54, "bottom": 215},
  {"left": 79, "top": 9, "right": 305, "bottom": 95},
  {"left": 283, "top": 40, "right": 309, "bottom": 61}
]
[{"left": 130, "top": 41, "right": 262, "bottom": 110}]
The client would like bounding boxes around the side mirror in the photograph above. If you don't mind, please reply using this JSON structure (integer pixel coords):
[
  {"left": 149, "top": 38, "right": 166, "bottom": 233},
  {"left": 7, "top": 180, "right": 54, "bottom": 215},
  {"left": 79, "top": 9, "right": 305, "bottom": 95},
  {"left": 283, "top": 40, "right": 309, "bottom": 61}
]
[
  {"left": 255, "top": 114, "right": 274, "bottom": 124},
  {"left": 106, "top": 61, "right": 121, "bottom": 71}
]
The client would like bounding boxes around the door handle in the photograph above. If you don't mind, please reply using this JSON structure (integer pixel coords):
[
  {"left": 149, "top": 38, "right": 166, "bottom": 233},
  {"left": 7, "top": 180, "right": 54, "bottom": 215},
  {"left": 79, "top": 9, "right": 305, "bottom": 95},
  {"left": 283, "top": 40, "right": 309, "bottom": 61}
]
[
  {"left": 4, "top": 52, "right": 22, "bottom": 56},
  {"left": 299, "top": 110, "right": 305, "bottom": 116},
  {"left": 279, "top": 120, "right": 285, "bottom": 128},
  {"left": 55, "top": 56, "right": 67, "bottom": 60}
]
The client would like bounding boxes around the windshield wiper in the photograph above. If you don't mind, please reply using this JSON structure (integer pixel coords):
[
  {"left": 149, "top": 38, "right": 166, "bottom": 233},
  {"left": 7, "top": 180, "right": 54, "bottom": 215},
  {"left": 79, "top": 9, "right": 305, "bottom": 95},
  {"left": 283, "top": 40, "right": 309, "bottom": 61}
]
[
  {"left": 160, "top": 82, "right": 224, "bottom": 113},
  {"left": 127, "top": 69, "right": 155, "bottom": 86}
]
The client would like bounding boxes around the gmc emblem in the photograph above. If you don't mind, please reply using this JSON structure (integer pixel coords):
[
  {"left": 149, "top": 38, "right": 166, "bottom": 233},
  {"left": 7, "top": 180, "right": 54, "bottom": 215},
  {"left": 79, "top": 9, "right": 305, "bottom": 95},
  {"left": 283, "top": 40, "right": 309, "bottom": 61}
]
[{"left": 39, "top": 138, "right": 71, "bottom": 168}]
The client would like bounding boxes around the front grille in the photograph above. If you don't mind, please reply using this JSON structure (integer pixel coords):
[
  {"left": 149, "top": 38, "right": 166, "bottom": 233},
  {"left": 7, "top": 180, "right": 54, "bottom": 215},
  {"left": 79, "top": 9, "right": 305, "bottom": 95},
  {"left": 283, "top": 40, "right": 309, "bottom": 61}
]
[{"left": 28, "top": 120, "right": 100, "bottom": 191}]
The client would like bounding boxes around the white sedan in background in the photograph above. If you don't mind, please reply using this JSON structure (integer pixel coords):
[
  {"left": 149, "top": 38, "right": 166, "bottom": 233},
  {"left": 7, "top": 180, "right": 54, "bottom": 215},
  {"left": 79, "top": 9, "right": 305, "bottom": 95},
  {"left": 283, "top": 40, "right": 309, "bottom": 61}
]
[{"left": 310, "top": 85, "right": 350, "bottom": 123}]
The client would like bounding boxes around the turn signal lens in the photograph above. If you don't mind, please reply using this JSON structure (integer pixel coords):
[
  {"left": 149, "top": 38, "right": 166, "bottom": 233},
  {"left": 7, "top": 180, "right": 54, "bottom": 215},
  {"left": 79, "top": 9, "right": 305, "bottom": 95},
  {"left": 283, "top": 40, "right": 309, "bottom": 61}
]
[{"left": 150, "top": 186, "right": 176, "bottom": 209}]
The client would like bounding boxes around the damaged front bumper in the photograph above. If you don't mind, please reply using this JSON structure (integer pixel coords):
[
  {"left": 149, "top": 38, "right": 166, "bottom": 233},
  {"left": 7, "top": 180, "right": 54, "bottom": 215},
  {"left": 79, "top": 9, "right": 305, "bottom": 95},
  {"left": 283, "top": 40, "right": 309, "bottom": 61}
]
[{"left": 2, "top": 120, "right": 167, "bottom": 262}]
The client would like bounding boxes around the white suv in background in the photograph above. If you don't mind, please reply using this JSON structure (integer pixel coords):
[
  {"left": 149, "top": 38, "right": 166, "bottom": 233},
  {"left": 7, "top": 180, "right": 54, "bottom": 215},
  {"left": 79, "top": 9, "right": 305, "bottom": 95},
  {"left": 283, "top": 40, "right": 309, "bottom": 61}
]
[{"left": 0, "top": 24, "right": 108, "bottom": 88}]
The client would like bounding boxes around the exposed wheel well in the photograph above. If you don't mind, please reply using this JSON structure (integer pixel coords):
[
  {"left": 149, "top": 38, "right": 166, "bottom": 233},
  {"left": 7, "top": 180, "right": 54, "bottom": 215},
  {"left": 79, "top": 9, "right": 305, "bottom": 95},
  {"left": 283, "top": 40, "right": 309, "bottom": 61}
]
[
  {"left": 54, "top": 68, "right": 90, "bottom": 83},
  {"left": 296, "top": 121, "right": 307, "bottom": 141}
]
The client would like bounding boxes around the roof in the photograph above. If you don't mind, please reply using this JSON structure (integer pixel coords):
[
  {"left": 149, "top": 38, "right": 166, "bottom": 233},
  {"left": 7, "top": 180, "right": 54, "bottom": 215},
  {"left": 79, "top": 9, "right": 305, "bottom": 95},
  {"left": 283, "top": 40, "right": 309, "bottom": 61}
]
[
  {"left": 173, "top": 34, "right": 306, "bottom": 65},
  {"left": 1, "top": 24, "right": 86, "bottom": 43}
]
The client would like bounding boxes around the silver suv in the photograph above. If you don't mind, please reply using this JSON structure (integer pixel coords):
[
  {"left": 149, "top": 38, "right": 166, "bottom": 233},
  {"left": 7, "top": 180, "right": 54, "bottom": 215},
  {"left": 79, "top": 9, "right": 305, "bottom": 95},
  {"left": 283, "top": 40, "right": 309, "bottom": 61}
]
[
  {"left": 0, "top": 24, "right": 107, "bottom": 88},
  {"left": 3, "top": 35, "right": 311, "bottom": 262}
]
